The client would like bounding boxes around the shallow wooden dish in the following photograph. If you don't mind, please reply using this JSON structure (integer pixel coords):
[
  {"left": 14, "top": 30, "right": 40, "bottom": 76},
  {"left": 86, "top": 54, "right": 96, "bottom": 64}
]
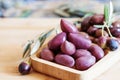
[{"left": 31, "top": 39, "right": 120, "bottom": 80}]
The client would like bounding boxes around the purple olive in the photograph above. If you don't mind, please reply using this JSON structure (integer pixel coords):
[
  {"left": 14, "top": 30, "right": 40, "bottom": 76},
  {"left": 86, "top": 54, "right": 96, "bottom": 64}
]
[
  {"left": 40, "top": 48, "right": 54, "bottom": 61},
  {"left": 88, "top": 44, "right": 104, "bottom": 61},
  {"left": 106, "top": 38, "right": 119, "bottom": 51},
  {"left": 96, "top": 36, "right": 107, "bottom": 49},
  {"left": 89, "top": 36, "right": 95, "bottom": 42},
  {"left": 68, "top": 33, "right": 92, "bottom": 49},
  {"left": 75, "top": 55, "right": 96, "bottom": 70},
  {"left": 55, "top": 54, "right": 75, "bottom": 67},
  {"left": 81, "top": 16, "right": 91, "bottom": 32},
  {"left": 73, "top": 49, "right": 91, "bottom": 59},
  {"left": 48, "top": 32, "right": 66, "bottom": 51},
  {"left": 60, "top": 19, "right": 79, "bottom": 33},
  {"left": 110, "top": 27, "right": 120, "bottom": 37},
  {"left": 78, "top": 32, "right": 90, "bottom": 39},
  {"left": 95, "top": 29, "right": 108, "bottom": 38},
  {"left": 18, "top": 62, "right": 31, "bottom": 75},
  {"left": 61, "top": 41, "right": 76, "bottom": 55},
  {"left": 90, "top": 14, "right": 104, "bottom": 25},
  {"left": 87, "top": 26, "right": 98, "bottom": 36},
  {"left": 112, "top": 21, "right": 120, "bottom": 28}
]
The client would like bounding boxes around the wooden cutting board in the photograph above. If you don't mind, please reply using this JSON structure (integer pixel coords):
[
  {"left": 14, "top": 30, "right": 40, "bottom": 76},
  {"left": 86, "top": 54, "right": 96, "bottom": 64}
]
[{"left": 0, "top": 18, "right": 120, "bottom": 80}]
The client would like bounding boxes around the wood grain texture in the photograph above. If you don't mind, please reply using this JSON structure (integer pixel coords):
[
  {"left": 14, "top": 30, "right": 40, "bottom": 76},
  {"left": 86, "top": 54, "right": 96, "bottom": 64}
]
[{"left": 0, "top": 18, "right": 120, "bottom": 80}]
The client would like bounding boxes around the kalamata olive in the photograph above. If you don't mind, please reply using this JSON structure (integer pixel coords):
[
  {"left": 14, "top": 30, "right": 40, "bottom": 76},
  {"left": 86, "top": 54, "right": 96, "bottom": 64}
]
[
  {"left": 48, "top": 32, "right": 66, "bottom": 51},
  {"left": 88, "top": 44, "right": 104, "bottom": 61},
  {"left": 61, "top": 41, "right": 76, "bottom": 55},
  {"left": 112, "top": 21, "right": 120, "bottom": 28},
  {"left": 73, "top": 49, "right": 91, "bottom": 59},
  {"left": 55, "top": 54, "right": 75, "bottom": 67},
  {"left": 103, "top": 48, "right": 110, "bottom": 55},
  {"left": 75, "top": 55, "right": 96, "bottom": 70},
  {"left": 81, "top": 16, "right": 91, "bottom": 32},
  {"left": 90, "top": 14, "right": 104, "bottom": 25},
  {"left": 78, "top": 32, "right": 89, "bottom": 39},
  {"left": 89, "top": 36, "right": 95, "bottom": 42},
  {"left": 60, "top": 19, "right": 79, "bottom": 33},
  {"left": 87, "top": 26, "right": 98, "bottom": 36},
  {"left": 110, "top": 27, "right": 120, "bottom": 37},
  {"left": 95, "top": 29, "right": 108, "bottom": 38},
  {"left": 106, "top": 38, "right": 119, "bottom": 51},
  {"left": 40, "top": 48, "right": 54, "bottom": 61},
  {"left": 68, "top": 33, "right": 92, "bottom": 49},
  {"left": 92, "top": 38, "right": 99, "bottom": 43},
  {"left": 18, "top": 62, "right": 31, "bottom": 75},
  {"left": 96, "top": 36, "right": 107, "bottom": 49}
]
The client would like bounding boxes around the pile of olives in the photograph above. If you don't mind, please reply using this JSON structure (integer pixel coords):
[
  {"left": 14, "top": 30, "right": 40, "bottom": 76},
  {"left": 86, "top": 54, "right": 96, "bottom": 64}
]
[
  {"left": 81, "top": 14, "right": 120, "bottom": 51},
  {"left": 39, "top": 16, "right": 120, "bottom": 71}
]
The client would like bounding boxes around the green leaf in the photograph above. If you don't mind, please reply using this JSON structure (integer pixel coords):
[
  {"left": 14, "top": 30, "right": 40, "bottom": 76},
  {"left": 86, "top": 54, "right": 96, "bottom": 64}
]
[
  {"left": 29, "top": 32, "right": 44, "bottom": 56},
  {"left": 30, "top": 40, "right": 40, "bottom": 56},
  {"left": 104, "top": 4, "right": 109, "bottom": 23},
  {"left": 39, "top": 28, "right": 54, "bottom": 41},
  {"left": 104, "top": 1, "right": 113, "bottom": 26},
  {"left": 30, "top": 28, "right": 54, "bottom": 56},
  {"left": 108, "top": 1, "right": 113, "bottom": 26},
  {"left": 22, "top": 41, "right": 32, "bottom": 58},
  {"left": 39, "top": 28, "right": 54, "bottom": 46},
  {"left": 94, "top": 25, "right": 104, "bottom": 28},
  {"left": 23, "top": 46, "right": 31, "bottom": 59}
]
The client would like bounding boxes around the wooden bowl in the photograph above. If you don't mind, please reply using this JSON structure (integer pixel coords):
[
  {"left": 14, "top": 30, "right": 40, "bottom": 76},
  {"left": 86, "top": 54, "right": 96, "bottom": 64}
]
[{"left": 31, "top": 42, "right": 120, "bottom": 80}]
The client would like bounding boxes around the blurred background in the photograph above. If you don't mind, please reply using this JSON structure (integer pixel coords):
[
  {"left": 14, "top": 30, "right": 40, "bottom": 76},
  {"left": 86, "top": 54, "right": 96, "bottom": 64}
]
[{"left": 0, "top": 0, "right": 119, "bottom": 18}]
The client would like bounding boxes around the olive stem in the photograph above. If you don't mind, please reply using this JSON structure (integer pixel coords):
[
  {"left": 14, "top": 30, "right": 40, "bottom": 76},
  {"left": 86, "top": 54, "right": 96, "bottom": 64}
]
[
  {"left": 22, "top": 56, "right": 31, "bottom": 64},
  {"left": 104, "top": 22, "right": 113, "bottom": 37},
  {"left": 102, "top": 24, "right": 104, "bottom": 37},
  {"left": 28, "top": 57, "right": 31, "bottom": 65}
]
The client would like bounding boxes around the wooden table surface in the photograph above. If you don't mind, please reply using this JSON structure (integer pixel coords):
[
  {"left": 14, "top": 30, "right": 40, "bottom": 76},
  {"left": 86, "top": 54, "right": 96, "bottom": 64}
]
[{"left": 0, "top": 18, "right": 120, "bottom": 80}]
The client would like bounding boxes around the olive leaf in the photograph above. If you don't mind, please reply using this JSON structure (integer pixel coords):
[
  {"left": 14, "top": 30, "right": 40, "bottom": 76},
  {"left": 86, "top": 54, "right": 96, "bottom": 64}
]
[
  {"left": 30, "top": 28, "right": 54, "bottom": 56},
  {"left": 22, "top": 40, "right": 33, "bottom": 58},
  {"left": 94, "top": 1, "right": 113, "bottom": 29},
  {"left": 104, "top": 1, "right": 113, "bottom": 37},
  {"left": 104, "top": 1, "right": 113, "bottom": 26},
  {"left": 38, "top": 28, "right": 54, "bottom": 46},
  {"left": 23, "top": 46, "right": 31, "bottom": 59},
  {"left": 94, "top": 25, "right": 104, "bottom": 28},
  {"left": 104, "top": 4, "right": 109, "bottom": 23},
  {"left": 29, "top": 33, "right": 43, "bottom": 56}
]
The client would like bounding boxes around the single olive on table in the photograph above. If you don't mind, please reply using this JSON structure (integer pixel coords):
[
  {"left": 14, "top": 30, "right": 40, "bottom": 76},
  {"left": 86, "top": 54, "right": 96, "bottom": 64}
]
[{"left": 18, "top": 61, "right": 31, "bottom": 75}]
